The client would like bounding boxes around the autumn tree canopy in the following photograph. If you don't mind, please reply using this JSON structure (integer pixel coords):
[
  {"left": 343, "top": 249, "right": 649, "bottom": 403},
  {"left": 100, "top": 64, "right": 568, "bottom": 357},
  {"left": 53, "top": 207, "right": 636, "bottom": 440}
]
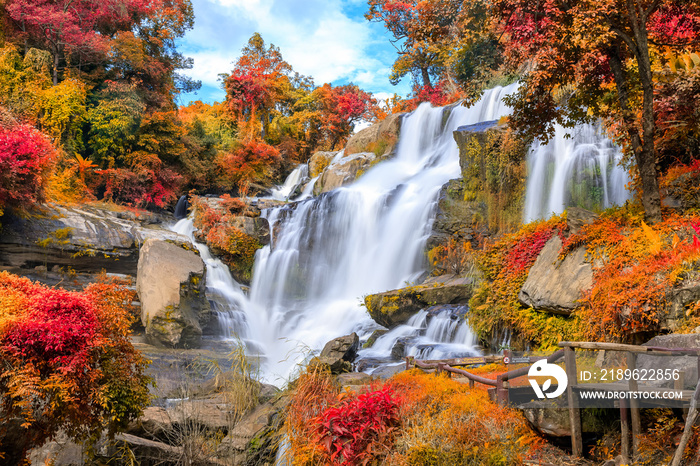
[{"left": 491, "top": 0, "right": 700, "bottom": 223}]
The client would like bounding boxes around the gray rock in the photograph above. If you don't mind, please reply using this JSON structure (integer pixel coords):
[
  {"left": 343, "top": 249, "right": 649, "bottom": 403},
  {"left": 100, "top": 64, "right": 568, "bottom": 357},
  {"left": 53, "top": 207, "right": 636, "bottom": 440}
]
[
  {"left": 519, "top": 236, "right": 593, "bottom": 315},
  {"left": 365, "top": 276, "right": 473, "bottom": 328},
  {"left": 639, "top": 333, "right": 700, "bottom": 389},
  {"left": 0, "top": 203, "right": 186, "bottom": 275},
  {"left": 566, "top": 207, "right": 599, "bottom": 235},
  {"left": 391, "top": 339, "right": 407, "bottom": 360},
  {"left": 519, "top": 400, "right": 572, "bottom": 437},
  {"left": 137, "top": 239, "right": 210, "bottom": 348},
  {"left": 314, "top": 152, "right": 376, "bottom": 195},
  {"left": 664, "top": 281, "right": 700, "bottom": 331},
  {"left": 28, "top": 432, "right": 83, "bottom": 466},
  {"left": 318, "top": 333, "right": 360, "bottom": 374},
  {"left": 345, "top": 112, "right": 402, "bottom": 157},
  {"left": 336, "top": 372, "right": 373, "bottom": 387},
  {"left": 363, "top": 329, "right": 388, "bottom": 349}
]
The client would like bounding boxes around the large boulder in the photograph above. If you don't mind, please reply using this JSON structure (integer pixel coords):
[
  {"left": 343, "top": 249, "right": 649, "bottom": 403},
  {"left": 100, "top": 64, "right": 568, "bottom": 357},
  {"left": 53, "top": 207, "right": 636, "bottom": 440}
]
[
  {"left": 518, "top": 236, "right": 593, "bottom": 315},
  {"left": 365, "top": 276, "right": 473, "bottom": 328},
  {"left": 664, "top": 281, "right": 700, "bottom": 331},
  {"left": 137, "top": 239, "right": 210, "bottom": 348},
  {"left": 639, "top": 333, "right": 700, "bottom": 389},
  {"left": 0, "top": 203, "right": 184, "bottom": 276},
  {"left": 308, "top": 151, "right": 337, "bottom": 178},
  {"left": 313, "top": 152, "right": 376, "bottom": 195},
  {"left": 345, "top": 112, "right": 403, "bottom": 157},
  {"left": 316, "top": 333, "right": 360, "bottom": 374}
]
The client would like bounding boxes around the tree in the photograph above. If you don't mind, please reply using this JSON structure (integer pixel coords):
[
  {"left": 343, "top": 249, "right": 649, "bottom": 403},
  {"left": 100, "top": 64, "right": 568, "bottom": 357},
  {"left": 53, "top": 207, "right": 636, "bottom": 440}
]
[
  {"left": 0, "top": 272, "right": 151, "bottom": 463},
  {"left": 492, "top": 0, "right": 700, "bottom": 223},
  {"left": 366, "top": 0, "right": 464, "bottom": 87},
  {"left": 4, "top": 0, "right": 148, "bottom": 85},
  {"left": 312, "top": 83, "right": 377, "bottom": 149},
  {"left": 0, "top": 120, "right": 55, "bottom": 217},
  {"left": 224, "top": 33, "right": 292, "bottom": 138}
]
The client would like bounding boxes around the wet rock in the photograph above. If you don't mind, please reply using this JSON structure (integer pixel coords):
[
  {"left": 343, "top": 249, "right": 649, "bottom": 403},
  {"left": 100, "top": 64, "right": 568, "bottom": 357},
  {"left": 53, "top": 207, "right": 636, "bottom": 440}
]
[
  {"left": 363, "top": 329, "right": 388, "bottom": 348},
  {"left": 314, "top": 152, "right": 376, "bottom": 195},
  {"left": 365, "top": 276, "right": 474, "bottom": 328},
  {"left": 391, "top": 338, "right": 407, "bottom": 360},
  {"left": 317, "top": 333, "right": 360, "bottom": 374},
  {"left": 308, "top": 151, "right": 337, "bottom": 178},
  {"left": 137, "top": 239, "right": 210, "bottom": 348},
  {"left": 518, "top": 236, "right": 593, "bottom": 315},
  {"left": 345, "top": 112, "right": 403, "bottom": 157}
]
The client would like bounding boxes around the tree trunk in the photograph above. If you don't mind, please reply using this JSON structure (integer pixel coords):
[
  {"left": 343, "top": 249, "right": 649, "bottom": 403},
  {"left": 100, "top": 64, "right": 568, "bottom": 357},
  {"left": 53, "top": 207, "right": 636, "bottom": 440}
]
[
  {"left": 421, "top": 67, "right": 432, "bottom": 88},
  {"left": 607, "top": 39, "right": 662, "bottom": 224},
  {"left": 53, "top": 51, "right": 59, "bottom": 86}
]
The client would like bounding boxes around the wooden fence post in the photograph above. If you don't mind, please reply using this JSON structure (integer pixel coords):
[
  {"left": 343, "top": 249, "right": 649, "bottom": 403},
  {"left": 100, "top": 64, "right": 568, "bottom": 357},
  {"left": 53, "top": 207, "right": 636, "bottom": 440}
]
[
  {"left": 626, "top": 352, "right": 640, "bottom": 460},
  {"left": 620, "top": 398, "right": 630, "bottom": 464},
  {"left": 565, "top": 346, "right": 583, "bottom": 457}
]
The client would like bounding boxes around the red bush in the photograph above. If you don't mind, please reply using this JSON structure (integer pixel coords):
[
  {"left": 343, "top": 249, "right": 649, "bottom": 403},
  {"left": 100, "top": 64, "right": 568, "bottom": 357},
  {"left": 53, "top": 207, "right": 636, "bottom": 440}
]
[
  {"left": 0, "top": 123, "right": 55, "bottom": 212},
  {"left": 315, "top": 386, "right": 400, "bottom": 465}
]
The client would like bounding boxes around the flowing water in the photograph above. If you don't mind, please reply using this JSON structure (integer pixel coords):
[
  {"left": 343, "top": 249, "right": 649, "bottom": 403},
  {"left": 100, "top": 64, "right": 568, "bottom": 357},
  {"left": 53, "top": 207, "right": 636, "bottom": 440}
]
[
  {"left": 523, "top": 123, "right": 630, "bottom": 222},
  {"left": 172, "top": 83, "right": 630, "bottom": 384},
  {"left": 269, "top": 164, "right": 310, "bottom": 201}
]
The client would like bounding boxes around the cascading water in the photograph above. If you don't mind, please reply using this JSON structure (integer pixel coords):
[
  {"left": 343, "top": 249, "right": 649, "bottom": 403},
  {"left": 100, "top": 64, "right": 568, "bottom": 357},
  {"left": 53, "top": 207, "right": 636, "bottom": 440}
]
[
  {"left": 269, "top": 164, "right": 310, "bottom": 201},
  {"left": 172, "top": 83, "right": 631, "bottom": 384},
  {"left": 243, "top": 85, "right": 518, "bottom": 383},
  {"left": 170, "top": 218, "right": 252, "bottom": 346},
  {"left": 523, "top": 123, "right": 630, "bottom": 222}
]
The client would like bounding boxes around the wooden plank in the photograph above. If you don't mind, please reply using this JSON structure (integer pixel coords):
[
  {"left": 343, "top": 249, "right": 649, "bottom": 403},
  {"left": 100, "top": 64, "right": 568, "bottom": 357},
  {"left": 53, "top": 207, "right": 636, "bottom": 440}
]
[
  {"left": 620, "top": 398, "right": 630, "bottom": 464},
  {"left": 559, "top": 341, "right": 697, "bottom": 356},
  {"left": 626, "top": 352, "right": 640, "bottom": 460},
  {"left": 565, "top": 347, "right": 583, "bottom": 457}
]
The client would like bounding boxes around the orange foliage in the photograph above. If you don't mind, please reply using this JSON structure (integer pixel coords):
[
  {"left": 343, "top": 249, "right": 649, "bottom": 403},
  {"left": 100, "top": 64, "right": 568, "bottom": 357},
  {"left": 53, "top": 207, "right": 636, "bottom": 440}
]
[
  {"left": 0, "top": 272, "right": 150, "bottom": 462},
  {"left": 568, "top": 211, "right": 700, "bottom": 341}
]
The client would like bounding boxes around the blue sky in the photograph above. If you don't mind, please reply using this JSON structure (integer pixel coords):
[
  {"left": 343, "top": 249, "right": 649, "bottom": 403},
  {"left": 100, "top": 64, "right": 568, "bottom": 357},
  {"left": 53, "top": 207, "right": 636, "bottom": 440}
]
[{"left": 176, "top": 0, "right": 412, "bottom": 106}]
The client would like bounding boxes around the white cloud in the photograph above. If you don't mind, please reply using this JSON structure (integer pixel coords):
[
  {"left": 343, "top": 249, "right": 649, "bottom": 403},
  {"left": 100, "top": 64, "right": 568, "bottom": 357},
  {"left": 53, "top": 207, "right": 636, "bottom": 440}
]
[{"left": 178, "top": 0, "right": 411, "bottom": 103}]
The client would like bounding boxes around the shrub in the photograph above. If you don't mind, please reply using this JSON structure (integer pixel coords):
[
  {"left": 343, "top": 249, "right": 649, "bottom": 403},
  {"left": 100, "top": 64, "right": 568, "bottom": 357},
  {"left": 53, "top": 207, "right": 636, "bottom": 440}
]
[
  {"left": 0, "top": 122, "right": 55, "bottom": 216},
  {"left": 0, "top": 272, "right": 150, "bottom": 463}
]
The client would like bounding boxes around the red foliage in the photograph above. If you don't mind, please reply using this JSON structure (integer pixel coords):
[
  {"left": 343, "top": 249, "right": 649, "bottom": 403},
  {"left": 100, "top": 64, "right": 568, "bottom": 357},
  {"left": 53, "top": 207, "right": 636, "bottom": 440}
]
[
  {"left": 315, "top": 386, "right": 400, "bottom": 465},
  {"left": 217, "top": 138, "right": 281, "bottom": 189},
  {"left": 0, "top": 123, "right": 55, "bottom": 212},
  {"left": 0, "top": 272, "right": 150, "bottom": 462},
  {"left": 100, "top": 153, "right": 182, "bottom": 208}
]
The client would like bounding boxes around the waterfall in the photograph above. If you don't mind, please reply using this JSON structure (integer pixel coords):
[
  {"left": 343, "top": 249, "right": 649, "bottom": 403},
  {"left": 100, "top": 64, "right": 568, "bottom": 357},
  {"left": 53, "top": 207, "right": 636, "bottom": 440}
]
[
  {"left": 170, "top": 83, "right": 629, "bottom": 384},
  {"left": 242, "top": 85, "right": 518, "bottom": 383},
  {"left": 169, "top": 218, "right": 253, "bottom": 347},
  {"left": 523, "top": 123, "right": 630, "bottom": 222},
  {"left": 269, "top": 164, "right": 309, "bottom": 201}
]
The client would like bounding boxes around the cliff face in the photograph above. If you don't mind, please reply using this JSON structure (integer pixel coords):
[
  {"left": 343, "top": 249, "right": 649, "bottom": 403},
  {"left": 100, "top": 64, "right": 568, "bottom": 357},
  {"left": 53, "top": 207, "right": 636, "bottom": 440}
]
[{"left": 0, "top": 203, "right": 184, "bottom": 277}]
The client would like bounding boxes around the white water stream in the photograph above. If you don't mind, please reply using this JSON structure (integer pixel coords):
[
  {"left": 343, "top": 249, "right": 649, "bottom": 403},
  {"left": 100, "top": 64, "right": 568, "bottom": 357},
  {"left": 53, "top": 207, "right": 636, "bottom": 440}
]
[{"left": 172, "top": 83, "right": 630, "bottom": 384}]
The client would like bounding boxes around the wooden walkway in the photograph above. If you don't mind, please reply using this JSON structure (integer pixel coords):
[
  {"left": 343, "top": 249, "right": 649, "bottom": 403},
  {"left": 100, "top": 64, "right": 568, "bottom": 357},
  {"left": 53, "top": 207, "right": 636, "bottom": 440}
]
[{"left": 407, "top": 341, "right": 700, "bottom": 464}]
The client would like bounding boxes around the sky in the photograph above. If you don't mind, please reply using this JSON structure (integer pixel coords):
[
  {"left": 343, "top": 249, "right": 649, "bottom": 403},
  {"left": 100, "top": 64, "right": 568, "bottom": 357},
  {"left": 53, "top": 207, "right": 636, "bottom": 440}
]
[{"left": 175, "top": 0, "right": 412, "bottom": 106}]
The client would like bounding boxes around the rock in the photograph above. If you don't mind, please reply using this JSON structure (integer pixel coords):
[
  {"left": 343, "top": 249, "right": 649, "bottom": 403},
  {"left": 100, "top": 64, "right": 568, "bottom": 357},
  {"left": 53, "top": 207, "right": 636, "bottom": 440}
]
[
  {"left": 345, "top": 112, "right": 403, "bottom": 157},
  {"left": 313, "top": 152, "right": 376, "bottom": 195},
  {"left": 518, "top": 236, "right": 593, "bottom": 315},
  {"left": 113, "top": 433, "right": 187, "bottom": 464},
  {"left": 365, "top": 277, "right": 474, "bottom": 328},
  {"left": 128, "top": 406, "right": 173, "bottom": 439},
  {"left": 137, "top": 239, "right": 210, "bottom": 348},
  {"left": 391, "top": 339, "right": 407, "bottom": 360},
  {"left": 664, "top": 281, "right": 700, "bottom": 331},
  {"left": 28, "top": 432, "right": 83, "bottom": 466},
  {"left": 317, "top": 333, "right": 360, "bottom": 374},
  {"left": 639, "top": 333, "right": 700, "bottom": 389},
  {"left": 451, "top": 121, "right": 529, "bottom": 232},
  {"left": 363, "top": 329, "right": 388, "bottom": 348},
  {"left": 519, "top": 400, "right": 572, "bottom": 437},
  {"left": 0, "top": 203, "right": 185, "bottom": 276},
  {"left": 308, "top": 151, "right": 337, "bottom": 178},
  {"left": 566, "top": 207, "right": 599, "bottom": 235}
]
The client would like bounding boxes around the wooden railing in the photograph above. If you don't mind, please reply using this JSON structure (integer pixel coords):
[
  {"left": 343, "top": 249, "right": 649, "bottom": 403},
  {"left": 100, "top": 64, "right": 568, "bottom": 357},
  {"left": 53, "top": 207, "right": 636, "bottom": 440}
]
[{"left": 408, "top": 341, "right": 700, "bottom": 463}]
